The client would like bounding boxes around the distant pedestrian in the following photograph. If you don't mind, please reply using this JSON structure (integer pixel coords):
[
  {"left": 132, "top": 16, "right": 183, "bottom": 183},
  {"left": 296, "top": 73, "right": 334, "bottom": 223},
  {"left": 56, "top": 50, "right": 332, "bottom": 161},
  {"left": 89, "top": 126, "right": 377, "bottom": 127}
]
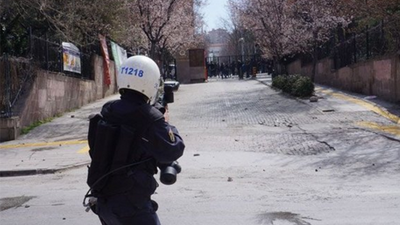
[
  {"left": 230, "top": 62, "right": 235, "bottom": 77},
  {"left": 241, "top": 62, "right": 247, "bottom": 79},
  {"left": 220, "top": 63, "right": 225, "bottom": 79},
  {"left": 237, "top": 60, "right": 243, "bottom": 79}
]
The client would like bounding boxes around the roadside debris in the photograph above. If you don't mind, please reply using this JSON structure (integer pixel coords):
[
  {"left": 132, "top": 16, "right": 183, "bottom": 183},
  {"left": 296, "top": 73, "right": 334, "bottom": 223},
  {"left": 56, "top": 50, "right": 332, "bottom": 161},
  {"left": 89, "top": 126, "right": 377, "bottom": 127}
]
[{"left": 310, "top": 96, "right": 318, "bottom": 102}]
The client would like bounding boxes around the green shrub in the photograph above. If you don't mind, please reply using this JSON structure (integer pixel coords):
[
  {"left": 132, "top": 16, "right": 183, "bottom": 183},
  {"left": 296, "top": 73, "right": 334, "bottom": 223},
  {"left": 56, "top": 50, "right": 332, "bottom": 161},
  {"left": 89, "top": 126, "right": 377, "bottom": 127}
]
[
  {"left": 291, "top": 76, "right": 315, "bottom": 97},
  {"left": 272, "top": 74, "right": 314, "bottom": 97},
  {"left": 283, "top": 75, "right": 300, "bottom": 93},
  {"left": 272, "top": 75, "right": 287, "bottom": 89}
]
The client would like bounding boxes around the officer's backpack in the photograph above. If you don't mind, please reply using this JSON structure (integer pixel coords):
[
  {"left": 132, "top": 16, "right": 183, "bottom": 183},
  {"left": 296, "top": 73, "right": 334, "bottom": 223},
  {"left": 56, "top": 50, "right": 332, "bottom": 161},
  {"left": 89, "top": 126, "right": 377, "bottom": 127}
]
[{"left": 85, "top": 103, "right": 163, "bottom": 196}]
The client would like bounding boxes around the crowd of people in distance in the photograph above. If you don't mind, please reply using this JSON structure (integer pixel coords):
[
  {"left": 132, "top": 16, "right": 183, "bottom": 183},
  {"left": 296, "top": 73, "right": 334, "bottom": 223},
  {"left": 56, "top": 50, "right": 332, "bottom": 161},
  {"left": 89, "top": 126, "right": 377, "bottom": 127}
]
[{"left": 206, "top": 59, "right": 273, "bottom": 80}]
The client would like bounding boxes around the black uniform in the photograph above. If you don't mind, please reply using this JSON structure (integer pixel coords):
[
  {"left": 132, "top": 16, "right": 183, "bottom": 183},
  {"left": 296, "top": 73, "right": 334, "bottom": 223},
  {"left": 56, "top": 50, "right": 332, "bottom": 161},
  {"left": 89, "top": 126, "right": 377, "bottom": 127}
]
[{"left": 89, "top": 91, "right": 185, "bottom": 225}]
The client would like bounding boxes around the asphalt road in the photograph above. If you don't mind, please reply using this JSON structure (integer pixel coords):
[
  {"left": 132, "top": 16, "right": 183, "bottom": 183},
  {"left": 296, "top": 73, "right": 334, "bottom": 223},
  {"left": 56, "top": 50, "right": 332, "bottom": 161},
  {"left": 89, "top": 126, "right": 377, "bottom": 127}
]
[{"left": 0, "top": 75, "right": 399, "bottom": 225}]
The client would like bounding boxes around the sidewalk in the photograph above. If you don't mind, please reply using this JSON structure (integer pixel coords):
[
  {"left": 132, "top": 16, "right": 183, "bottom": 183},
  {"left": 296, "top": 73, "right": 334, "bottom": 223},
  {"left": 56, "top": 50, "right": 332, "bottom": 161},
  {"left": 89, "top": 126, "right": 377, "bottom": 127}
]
[
  {"left": 0, "top": 95, "right": 119, "bottom": 177},
  {"left": 255, "top": 73, "right": 400, "bottom": 125},
  {"left": 0, "top": 75, "right": 399, "bottom": 177}
]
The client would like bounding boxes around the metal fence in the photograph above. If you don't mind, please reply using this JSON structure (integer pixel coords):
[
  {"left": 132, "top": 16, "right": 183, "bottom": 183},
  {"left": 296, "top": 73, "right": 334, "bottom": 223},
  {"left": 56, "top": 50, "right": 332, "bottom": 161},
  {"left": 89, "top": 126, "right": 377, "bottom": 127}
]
[
  {"left": 300, "top": 20, "right": 398, "bottom": 70},
  {"left": 331, "top": 23, "right": 387, "bottom": 69},
  {"left": 0, "top": 29, "right": 114, "bottom": 118},
  {"left": 30, "top": 35, "right": 62, "bottom": 73},
  {"left": 30, "top": 35, "right": 98, "bottom": 79}
]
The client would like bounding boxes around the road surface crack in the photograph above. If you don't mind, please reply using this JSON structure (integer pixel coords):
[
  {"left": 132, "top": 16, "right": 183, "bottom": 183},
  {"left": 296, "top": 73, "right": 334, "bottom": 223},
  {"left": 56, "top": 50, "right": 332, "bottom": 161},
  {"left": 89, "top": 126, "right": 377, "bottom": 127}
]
[{"left": 297, "top": 125, "right": 336, "bottom": 151}]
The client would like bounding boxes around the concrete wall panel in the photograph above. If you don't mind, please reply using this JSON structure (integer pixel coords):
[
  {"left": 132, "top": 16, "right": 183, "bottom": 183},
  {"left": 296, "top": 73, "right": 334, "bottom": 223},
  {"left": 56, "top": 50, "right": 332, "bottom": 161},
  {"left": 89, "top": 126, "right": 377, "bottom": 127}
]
[
  {"left": 16, "top": 55, "right": 117, "bottom": 129},
  {"left": 287, "top": 55, "right": 399, "bottom": 103}
]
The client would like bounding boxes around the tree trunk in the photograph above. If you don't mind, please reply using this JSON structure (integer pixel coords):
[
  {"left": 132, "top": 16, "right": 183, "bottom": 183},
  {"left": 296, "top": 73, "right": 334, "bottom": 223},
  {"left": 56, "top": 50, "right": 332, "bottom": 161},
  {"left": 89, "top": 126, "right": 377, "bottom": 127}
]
[
  {"left": 272, "top": 57, "right": 288, "bottom": 77},
  {"left": 150, "top": 41, "right": 157, "bottom": 60},
  {"left": 311, "top": 34, "right": 318, "bottom": 82},
  {"left": 272, "top": 57, "right": 280, "bottom": 78},
  {"left": 312, "top": 49, "right": 317, "bottom": 82}
]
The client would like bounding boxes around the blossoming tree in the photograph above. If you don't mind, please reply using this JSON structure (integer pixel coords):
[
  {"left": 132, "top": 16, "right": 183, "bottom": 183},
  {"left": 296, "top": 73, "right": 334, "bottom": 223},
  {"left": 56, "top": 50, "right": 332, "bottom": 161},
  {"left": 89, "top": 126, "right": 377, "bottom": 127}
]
[
  {"left": 230, "top": 0, "right": 350, "bottom": 77},
  {"left": 126, "top": 0, "right": 203, "bottom": 60}
]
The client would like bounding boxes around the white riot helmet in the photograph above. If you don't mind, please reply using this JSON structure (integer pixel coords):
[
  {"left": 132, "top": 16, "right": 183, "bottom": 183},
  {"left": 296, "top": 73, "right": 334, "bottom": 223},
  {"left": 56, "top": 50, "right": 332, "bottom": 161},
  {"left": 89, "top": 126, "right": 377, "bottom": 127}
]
[{"left": 117, "top": 55, "right": 161, "bottom": 104}]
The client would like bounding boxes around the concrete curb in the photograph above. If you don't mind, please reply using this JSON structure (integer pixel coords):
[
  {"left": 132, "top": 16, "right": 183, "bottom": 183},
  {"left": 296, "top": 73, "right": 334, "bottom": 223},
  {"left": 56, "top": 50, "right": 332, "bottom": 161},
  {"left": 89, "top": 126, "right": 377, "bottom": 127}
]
[
  {"left": 0, "top": 161, "right": 89, "bottom": 177},
  {"left": 314, "top": 86, "right": 400, "bottom": 124},
  {"left": 0, "top": 169, "right": 58, "bottom": 177}
]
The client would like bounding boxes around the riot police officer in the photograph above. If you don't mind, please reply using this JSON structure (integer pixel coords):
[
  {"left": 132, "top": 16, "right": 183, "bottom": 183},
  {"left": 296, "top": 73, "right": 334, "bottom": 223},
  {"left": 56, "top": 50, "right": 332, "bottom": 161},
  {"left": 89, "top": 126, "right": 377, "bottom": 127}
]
[{"left": 86, "top": 55, "right": 185, "bottom": 225}]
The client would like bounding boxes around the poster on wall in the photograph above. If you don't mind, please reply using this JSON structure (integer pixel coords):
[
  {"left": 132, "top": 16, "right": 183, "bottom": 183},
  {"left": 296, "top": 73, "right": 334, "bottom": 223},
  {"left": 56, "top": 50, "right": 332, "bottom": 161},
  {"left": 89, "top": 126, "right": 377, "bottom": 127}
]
[
  {"left": 62, "top": 42, "right": 81, "bottom": 74},
  {"left": 111, "top": 41, "right": 128, "bottom": 75}
]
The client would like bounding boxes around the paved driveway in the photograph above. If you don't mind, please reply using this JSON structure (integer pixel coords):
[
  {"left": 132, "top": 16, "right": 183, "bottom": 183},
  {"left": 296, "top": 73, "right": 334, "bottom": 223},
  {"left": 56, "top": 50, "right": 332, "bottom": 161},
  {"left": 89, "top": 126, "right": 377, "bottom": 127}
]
[{"left": 0, "top": 77, "right": 399, "bottom": 225}]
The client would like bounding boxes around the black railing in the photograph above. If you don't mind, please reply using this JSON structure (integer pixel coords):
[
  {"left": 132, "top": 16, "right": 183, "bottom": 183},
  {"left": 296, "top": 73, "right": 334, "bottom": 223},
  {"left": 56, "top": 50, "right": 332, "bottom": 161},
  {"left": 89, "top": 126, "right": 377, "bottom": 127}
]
[
  {"left": 30, "top": 35, "right": 62, "bottom": 73},
  {"left": 296, "top": 20, "right": 398, "bottom": 70},
  {"left": 29, "top": 35, "right": 100, "bottom": 79},
  {"left": 1, "top": 28, "right": 126, "bottom": 118},
  {"left": 330, "top": 21, "right": 393, "bottom": 69}
]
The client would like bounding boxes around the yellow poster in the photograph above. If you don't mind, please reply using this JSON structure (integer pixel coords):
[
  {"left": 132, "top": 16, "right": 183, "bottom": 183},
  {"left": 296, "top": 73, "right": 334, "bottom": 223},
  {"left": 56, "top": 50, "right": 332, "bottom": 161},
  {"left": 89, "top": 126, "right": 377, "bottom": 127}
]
[{"left": 62, "top": 42, "right": 81, "bottom": 74}]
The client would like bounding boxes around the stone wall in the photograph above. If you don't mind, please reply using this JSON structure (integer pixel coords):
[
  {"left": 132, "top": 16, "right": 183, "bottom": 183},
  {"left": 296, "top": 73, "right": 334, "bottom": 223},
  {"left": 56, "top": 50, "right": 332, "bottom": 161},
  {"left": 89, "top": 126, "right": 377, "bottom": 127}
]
[
  {"left": 287, "top": 55, "right": 400, "bottom": 103},
  {"left": 0, "top": 117, "right": 20, "bottom": 142},
  {"left": 0, "top": 55, "right": 117, "bottom": 142}
]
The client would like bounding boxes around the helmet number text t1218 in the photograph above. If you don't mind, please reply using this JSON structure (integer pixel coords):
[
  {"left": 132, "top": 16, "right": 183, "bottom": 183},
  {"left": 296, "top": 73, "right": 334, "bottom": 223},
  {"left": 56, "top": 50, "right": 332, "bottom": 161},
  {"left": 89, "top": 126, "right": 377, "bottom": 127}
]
[{"left": 121, "top": 67, "right": 144, "bottom": 77}]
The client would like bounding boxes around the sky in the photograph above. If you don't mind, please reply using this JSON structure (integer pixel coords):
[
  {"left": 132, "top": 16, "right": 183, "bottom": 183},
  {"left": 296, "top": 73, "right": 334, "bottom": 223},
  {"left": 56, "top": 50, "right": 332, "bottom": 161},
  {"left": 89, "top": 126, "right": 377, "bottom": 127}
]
[{"left": 201, "top": 0, "right": 230, "bottom": 31}]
